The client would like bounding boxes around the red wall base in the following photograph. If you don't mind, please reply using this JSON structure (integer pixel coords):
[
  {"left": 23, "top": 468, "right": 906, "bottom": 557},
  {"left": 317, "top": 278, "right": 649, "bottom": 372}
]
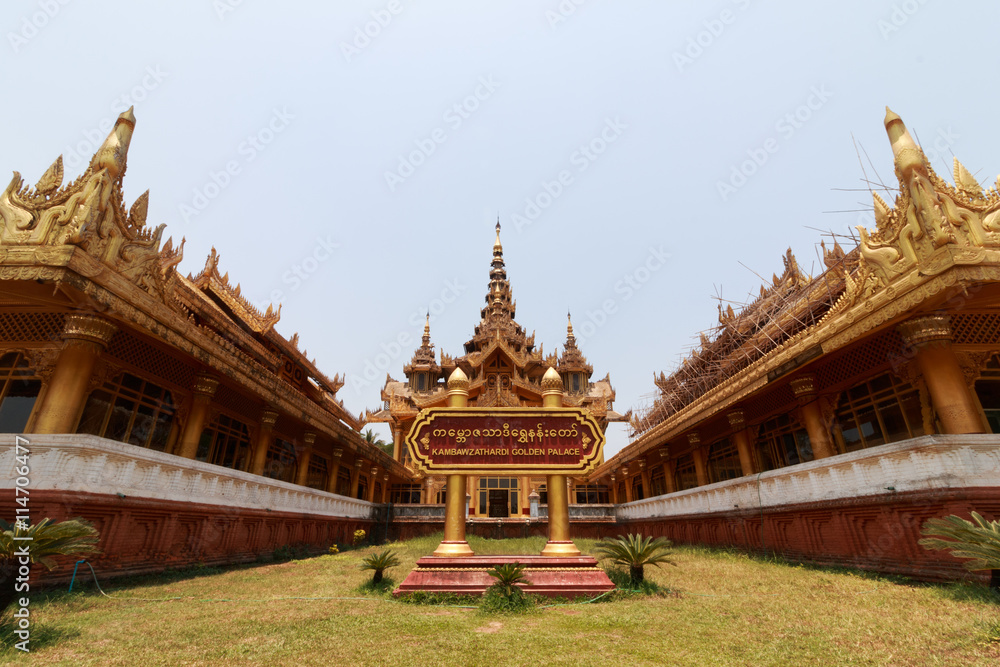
[
  {"left": 619, "top": 487, "right": 998, "bottom": 584},
  {"left": 1, "top": 490, "right": 373, "bottom": 585}
]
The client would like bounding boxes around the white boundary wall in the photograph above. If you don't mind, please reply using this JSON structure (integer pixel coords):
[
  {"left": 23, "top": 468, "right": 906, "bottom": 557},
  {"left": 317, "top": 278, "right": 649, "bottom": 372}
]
[
  {"left": 0, "top": 434, "right": 375, "bottom": 520},
  {"left": 617, "top": 435, "right": 1000, "bottom": 521}
]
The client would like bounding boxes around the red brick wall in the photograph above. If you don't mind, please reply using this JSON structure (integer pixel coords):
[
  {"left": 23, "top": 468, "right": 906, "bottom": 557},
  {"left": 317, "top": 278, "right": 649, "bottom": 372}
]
[
  {"left": 619, "top": 487, "right": 998, "bottom": 583},
  {"left": 2, "top": 490, "right": 373, "bottom": 585}
]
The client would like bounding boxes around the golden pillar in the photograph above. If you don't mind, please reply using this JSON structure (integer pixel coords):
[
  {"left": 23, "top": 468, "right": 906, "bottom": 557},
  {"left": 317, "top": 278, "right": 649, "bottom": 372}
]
[
  {"left": 789, "top": 375, "right": 837, "bottom": 459},
  {"left": 327, "top": 447, "right": 343, "bottom": 494},
  {"left": 727, "top": 410, "right": 757, "bottom": 475},
  {"left": 541, "top": 367, "right": 580, "bottom": 556},
  {"left": 659, "top": 447, "right": 677, "bottom": 493},
  {"left": 690, "top": 433, "right": 710, "bottom": 486},
  {"left": 350, "top": 459, "right": 364, "bottom": 499},
  {"left": 295, "top": 432, "right": 316, "bottom": 487},
  {"left": 33, "top": 314, "right": 117, "bottom": 434},
  {"left": 367, "top": 466, "right": 379, "bottom": 502},
  {"left": 434, "top": 368, "right": 474, "bottom": 557},
  {"left": 637, "top": 459, "right": 650, "bottom": 500},
  {"left": 520, "top": 475, "right": 531, "bottom": 515},
  {"left": 623, "top": 466, "right": 633, "bottom": 502},
  {"left": 609, "top": 474, "right": 619, "bottom": 504},
  {"left": 176, "top": 373, "right": 221, "bottom": 460},
  {"left": 392, "top": 425, "right": 403, "bottom": 462},
  {"left": 898, "top": 315, "right": 987, "bottom": 434},
  {"left": 250, "top": 408, "right": 279, "bottom": 476},
  {"left": 382, "top": 473, "right": 390, "bottom": 503}
]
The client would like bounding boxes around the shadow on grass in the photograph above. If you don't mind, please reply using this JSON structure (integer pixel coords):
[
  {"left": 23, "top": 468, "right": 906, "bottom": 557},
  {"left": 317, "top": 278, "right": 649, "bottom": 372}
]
[{"left": 0, "top": 615, "right": 82, "bottom": 654}]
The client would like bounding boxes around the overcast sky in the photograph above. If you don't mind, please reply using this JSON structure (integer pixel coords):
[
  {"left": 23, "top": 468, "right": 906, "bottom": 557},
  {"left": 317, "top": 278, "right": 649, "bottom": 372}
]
[{"left": 3, "top": 1, "right": 998, "bottom": 456}]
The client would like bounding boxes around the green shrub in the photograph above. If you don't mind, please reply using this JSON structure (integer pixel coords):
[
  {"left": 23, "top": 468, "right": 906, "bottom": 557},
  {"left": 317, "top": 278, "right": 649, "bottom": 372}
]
[
  {"left": 592, "top": 534, "right": 676, "bottom": 587},
  {"left": 479, "top": 562, "right": 535, "bottom": 615},
  {"left": 359, "top": 549, "right": 401, "bottom": 584}
]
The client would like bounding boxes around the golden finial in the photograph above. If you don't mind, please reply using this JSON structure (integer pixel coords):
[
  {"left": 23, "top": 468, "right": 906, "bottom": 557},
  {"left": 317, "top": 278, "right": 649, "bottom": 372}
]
[
  {"left": 883, "top": 106, "right": 924, "bottom": 176},
  {"left": 422, "top": 312, "right": 431, "bottom": 346},
  {"left": 567, "top": 311, "right": 576, "bottom": 342},
  {"left": 493, "top": 219, "right": 502, "bottom": 253},
  {"left": 541, "top": 366, "right": 563, "bottom": 391},
  {"left": 447, "top": 367, "right": 470, "bottom": 390},
  {"left": 91, "top": 107, "right": 136, "bottom": 180}
]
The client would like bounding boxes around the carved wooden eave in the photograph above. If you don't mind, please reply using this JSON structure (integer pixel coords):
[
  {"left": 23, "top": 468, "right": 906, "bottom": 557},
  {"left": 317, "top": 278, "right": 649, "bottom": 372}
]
[
  {"left": 189, "top": 246, "right": 281, "bottom": 335},
  {"left": 0, "top": 109, "right": 393, "bottom": 474},
  {"left": 593, "top": 108, "right": 1000, "bottom": 481}
]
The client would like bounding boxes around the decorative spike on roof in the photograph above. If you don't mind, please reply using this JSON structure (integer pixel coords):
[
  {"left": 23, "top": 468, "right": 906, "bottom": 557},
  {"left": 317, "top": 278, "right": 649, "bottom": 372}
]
[
  {"left": 189, "top": 247, "right": 281, "bottom": 333},
  {"left": 558, "top": 312, "right": 593, "bottom": 377},
  {"left": 0, "top": 107, "right": 182, "bottom": 305},
  {"left": 405, "top": 312, "right": 441, "bottom": 377},
  {"left": 464, "top": 221, "right": 532, "bottom": 354}
]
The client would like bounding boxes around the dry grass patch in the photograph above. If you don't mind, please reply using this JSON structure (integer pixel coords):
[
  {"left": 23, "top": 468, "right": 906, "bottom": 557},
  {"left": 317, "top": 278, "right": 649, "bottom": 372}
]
[{"left": 1, "top": 535, "right": 997, "bottom": 666}]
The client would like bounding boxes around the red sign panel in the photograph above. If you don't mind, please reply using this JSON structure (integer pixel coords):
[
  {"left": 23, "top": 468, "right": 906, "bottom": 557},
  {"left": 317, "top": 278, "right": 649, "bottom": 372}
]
[{"left": 405, "top": 407, "right": 605, "bottom": 475}]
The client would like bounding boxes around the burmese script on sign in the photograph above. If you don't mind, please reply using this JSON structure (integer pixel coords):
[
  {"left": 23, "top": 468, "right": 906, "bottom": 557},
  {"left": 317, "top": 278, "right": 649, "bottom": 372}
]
[{"left": 406, "top": 409, "right": 605, "bottom": 474}]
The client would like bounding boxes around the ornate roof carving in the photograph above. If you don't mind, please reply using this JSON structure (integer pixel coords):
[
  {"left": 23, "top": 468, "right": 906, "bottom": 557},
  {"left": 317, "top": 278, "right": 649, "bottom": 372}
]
[
  {"left": 0, "top": 108, "right": 184, "bottom": 306},
  {"left": 189, "top": 247, "right": 281, "bottom": 334},
  {"left": 558, "top": 313, "right": 593, "bottom": 377},
  {"left": 630, "top": 107, "right": 1000, "bottom": 440}
]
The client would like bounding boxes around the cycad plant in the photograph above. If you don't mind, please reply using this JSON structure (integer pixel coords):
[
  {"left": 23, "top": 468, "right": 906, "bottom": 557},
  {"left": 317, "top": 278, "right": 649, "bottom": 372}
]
[
  {"left": 359, "top": 549, "right": 401, "bottom": 584},
  {"left": 486, "top": 562, "right": 529, "bottom": 598},
  {"left": 0, "top": 518, "right": 101, "bottom": 616},
  {"left": 592, "top": 534, "right": 676, "bottom": 587},
  {"left": 919, "top": 512, "right": 1000, "bottom": 592}
]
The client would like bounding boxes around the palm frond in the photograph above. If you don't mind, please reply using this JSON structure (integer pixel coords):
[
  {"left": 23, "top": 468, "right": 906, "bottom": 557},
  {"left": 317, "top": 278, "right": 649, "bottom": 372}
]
[{"left": 919, "top": 512, "right": 1000, "bottom": 571}]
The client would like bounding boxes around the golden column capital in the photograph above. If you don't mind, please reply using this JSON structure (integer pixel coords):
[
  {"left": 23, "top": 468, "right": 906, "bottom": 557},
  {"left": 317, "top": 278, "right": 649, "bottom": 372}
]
[
  {"left": 62, "top": 313, "right": 118, "bottom": 347},
  {"left": 726, "top": 409, "right": 746, "bottom": 430},
  {"left": 686, "top": 431, "right": 701, "bottom": 446},
  {"left": 636, "top": 459, "right": 646, "bottom": 470},
  {"left": 353, "top": 459, "right": 365, "bottom": 469},
  {"left": 260, "top": 408, "right": 279, "bottom": 427},
  {"left": 446, "top": 368, "right": 470, "bottom": 407},
  {"left": 789, "top": 374, "right": 818, "bottom": 406},
  {"left": 192, "top": 372, "right": 221, "bottom": 398},
  {"left": 331, "top": 447, "right": 344, "bottom": 459},
  {"left": 898, "top": 314, "right": 952, "bottom": 348},
  {"left": 658, "top": 446, "right": 670, "bottom": 459},
  {"left": 541, "top": 366, "right": 564, "bottom": 408},
  {"left": 303, "top": 431, "right": 317, "bottom": 446}
]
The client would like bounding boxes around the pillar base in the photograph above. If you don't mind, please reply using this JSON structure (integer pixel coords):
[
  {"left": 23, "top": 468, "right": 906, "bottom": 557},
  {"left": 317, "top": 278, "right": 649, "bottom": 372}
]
[
  {"left": 432, "top": 540, "right": 475, "bottom": 557},
  {"left": 540, "top": 540, "right": 581, "bottom": 557}
]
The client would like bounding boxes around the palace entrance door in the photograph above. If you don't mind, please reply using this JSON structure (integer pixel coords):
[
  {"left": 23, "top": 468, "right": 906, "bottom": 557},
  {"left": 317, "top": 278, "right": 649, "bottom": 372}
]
[{"left": 488, "top": 490, "right": 509, "bottom": 517}]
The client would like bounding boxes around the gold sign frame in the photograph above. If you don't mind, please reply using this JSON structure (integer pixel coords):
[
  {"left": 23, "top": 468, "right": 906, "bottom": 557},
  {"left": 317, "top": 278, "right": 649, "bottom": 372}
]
[{"left": 404, "top": 407, "right": 606, "bottom": 476}]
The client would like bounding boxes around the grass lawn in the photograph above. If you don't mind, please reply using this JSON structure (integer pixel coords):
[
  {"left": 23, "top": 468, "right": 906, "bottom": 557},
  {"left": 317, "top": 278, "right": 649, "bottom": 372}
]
[{"left": 3, "top": 533, "right": 998, "bottom": 666}]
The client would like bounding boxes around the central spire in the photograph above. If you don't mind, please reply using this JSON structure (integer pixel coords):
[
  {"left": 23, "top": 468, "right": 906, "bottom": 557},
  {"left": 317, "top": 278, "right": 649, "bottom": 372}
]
[{"left": 463, "top": 220, "right": 533, "bottom": 354}]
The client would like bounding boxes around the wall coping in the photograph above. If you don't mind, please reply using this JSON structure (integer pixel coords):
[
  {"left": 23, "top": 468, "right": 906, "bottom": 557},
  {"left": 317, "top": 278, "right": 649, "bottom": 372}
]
[
  {"left": 616, "top": 434, "right": 1000, "bottom": 521},
  {"left": 0, "top": 434, "right": 376, "bottom": 520}
]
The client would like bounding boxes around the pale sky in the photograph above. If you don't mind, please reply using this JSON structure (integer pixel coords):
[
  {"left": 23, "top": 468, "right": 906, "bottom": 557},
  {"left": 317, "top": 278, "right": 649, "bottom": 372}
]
[{"left": 3, "top": 1, "right": 999, "bottom": 456}]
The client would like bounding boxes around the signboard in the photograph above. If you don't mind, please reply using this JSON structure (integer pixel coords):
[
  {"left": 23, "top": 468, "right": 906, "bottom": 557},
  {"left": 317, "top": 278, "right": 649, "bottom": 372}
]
[{"left": 405, "top": 407, "right": 605, "bottom": 475}]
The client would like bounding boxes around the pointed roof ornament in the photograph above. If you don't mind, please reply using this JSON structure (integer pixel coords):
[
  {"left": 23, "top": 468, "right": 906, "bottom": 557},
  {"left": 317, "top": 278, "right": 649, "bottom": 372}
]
[
  {"left": 91, "top": 106, "right": 136, "bottom": 181},
  {"left": 884, "top": 106, "right": 925, "bottom": 178},
  {"left": 422, "top": 311, "right": 431, "bottom": 346}
]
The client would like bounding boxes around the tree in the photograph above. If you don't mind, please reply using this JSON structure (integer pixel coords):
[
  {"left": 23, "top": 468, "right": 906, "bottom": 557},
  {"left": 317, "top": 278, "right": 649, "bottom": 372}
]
[
  {"left": 592, "top": 534, "right": 676, "bottom": 587},
  {"left": 359, "top": 549, "right": 400, "bottom": 584},
  {"left": 0, "top": 518, "right": 101, "bottom": 616},
  {"left": 362, "top": 428, "right": 393, "bottom": 457},
  {"left": 919, "top": 512, "right": 1000, "bottom": 592}
]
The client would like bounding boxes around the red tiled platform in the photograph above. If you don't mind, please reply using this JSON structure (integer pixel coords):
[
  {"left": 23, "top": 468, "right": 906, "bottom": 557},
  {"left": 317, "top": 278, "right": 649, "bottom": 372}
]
[{"left": 393, "top": 555, "right": 615, "bottom": 598}]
